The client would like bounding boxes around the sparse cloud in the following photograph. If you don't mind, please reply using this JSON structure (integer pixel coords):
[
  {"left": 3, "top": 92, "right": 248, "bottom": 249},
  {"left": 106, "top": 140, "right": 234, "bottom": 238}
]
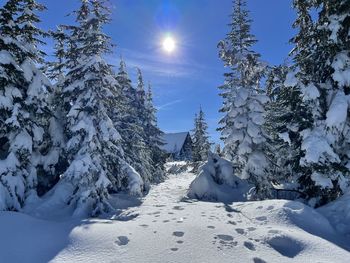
[
  {"left": 156, "top": 99, "right": 183, "bottom": 111},
  {"left": 107, "top": 47, "right": 219, "bottom": 80}
]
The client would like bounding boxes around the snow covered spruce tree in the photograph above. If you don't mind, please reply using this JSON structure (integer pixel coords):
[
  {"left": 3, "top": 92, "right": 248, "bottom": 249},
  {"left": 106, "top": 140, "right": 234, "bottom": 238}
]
[
  {"left": 52, "top": 0, "right": 142, "bottom": 216},
  {"left": 192, "top": 107, "right": 211, "bottom": 163},
  {"left": 46, "top": 26, "right": 67, "bottom": 82},
  {"left": 0, "top": 0, "right": 56, "bottom": 210},
  {"left": 144, "top": 82, "right": 166, "bottom": 182},
  {"left": 289, "top": 0, "right": 350, "bottom": 206},
  {"left": 115, "top": 61, "right": 153, "bottom": 189},
  {"left": 217, "top": 0, "right": 270, "bottom": 198},
  {"left": 264, "top": 65, "right": 313, "bottom": 194}
]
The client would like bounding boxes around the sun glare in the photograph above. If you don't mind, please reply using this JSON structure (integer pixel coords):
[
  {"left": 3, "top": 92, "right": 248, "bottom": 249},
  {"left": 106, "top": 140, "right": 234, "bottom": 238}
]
[{"left": 162, "top": 36, "right": 176, "bottom": 53}]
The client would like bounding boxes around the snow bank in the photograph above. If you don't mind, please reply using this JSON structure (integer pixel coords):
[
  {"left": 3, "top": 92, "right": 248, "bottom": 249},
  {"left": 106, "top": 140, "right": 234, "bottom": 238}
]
[
  {"left": 187, "top": 153, "right": 249, "bottom": 202},
  {"left": 318, "top": 191, "right": 350, "bottom": 236}
]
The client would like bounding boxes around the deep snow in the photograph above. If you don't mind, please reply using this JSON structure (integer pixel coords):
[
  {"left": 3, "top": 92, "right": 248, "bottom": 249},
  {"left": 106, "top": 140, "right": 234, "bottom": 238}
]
[{"left": 1, "top": 166, "right": 350, "bottom": 263}]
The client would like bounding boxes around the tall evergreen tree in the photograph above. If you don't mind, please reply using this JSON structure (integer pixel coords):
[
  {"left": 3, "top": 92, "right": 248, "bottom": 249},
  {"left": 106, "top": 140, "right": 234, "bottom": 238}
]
[
  {"left": 52, "top": 0, "right": 130, "bottom": 216},
  {"left": 264, "top": 65, "right": 313, "bottom": 195},
  {"left": 115, "top": 62, "right": 152, "bottom": 189},
  {"left": 144, "top": 82, "right": 166, "bottom": 181},
  {"left": 0, "top": 0, "right": 54, "bottom": 210},
  {"left": 218, "top": 0, "right": 269, "bottom": 197},
  {"left": 192, "top": 107, "right": 211, "bottom": 163},
  {"left": 289, "top": 0, "right": 350, "bottom": 206}
]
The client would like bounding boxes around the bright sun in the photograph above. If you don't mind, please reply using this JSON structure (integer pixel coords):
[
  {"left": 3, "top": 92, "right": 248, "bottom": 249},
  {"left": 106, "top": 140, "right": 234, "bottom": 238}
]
[{"left": 162, "top": 36, "right": 176, "bottom": 53}]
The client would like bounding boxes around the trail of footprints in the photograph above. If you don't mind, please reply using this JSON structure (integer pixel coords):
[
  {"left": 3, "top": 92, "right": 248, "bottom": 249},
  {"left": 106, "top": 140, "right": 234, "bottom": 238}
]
[
  {"left": 115, "top": 201, "right": 278, "bottom": 263},
  {"left": 170, "top": 231, "right": 185, "bottom": 252}
]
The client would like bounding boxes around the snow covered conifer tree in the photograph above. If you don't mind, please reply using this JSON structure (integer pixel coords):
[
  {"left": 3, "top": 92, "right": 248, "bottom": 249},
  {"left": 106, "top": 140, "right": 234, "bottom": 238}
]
[
  {"left": 46, "top": 26, "right": 67, "bottom": 82},
  {"left": 0, "top": 0, "right": 54, "bottom": 210},
  {"left": 144, "top": 82, "right": 166, "bottom": 181},
  {"left": 217, "top": 0, "right": 270, "bottom": 198},
  {"left": 192, "top": 107, "right": 211, "bottom": 163},
  {"left": 115, "top": 62, "right": 153, "bottom": 189},
  {"left": 264, "top": 65, "right": 313, "bottom": 191},
  {"left": 53, "top": 0, "right": 133, "bottom": 216},
  {"left": 289, "top": 0, "right": 350, "bottom": 206}
]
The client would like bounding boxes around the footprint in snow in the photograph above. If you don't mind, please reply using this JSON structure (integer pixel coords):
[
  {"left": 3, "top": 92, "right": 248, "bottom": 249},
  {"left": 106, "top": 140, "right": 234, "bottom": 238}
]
[
  {"left": 207, "top": 226, "right": 215, "bottom": 229},
  {"left": 115, "top": 236, "right": 129, "bottom": 246},
  {"left": 255, "top": 216, "right": 267, "bottom": 222},
  {"left": 176, "top": 240, "right": 184, "bottom": 244},
  {"left": 163, "top": 220, "right": 170, "bottom": 223},
  {"left": 213, "top": 234, "right": 237, "bottom": 249},
  {"left": 243, "top": 241, "right": 256, "bottom": 251},
  {"left": 247, "top": 227, "right": 257, "bottom": 232},
  {"left": 235, "top": 228, "right": 245, "bottom": 235},
  {"left": 139, "top": 224, "right": 149, "bottom": 228},
  {"left": 173, "top": 231, "right": 185, "bottom": 237},
  {"left": 170, "top": 248, "right": 179, "bottom": 252},
  {"left": 253, "top": 257, "right": 267, "bottom": 263},
  {"left": 216, "top": 234, "right": 234, "bottom": 241},
  {"left": 267, "top": 236, "right": 304, "bottom": 258},
  {"left": 173, "top": 206, "right": 184, "bottom": 211}
]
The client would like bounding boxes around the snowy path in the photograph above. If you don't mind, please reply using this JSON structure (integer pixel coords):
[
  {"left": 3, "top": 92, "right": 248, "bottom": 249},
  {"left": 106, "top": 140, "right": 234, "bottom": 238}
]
[{"left": 1, "top": 171, "right": 350, "bottom": 263}]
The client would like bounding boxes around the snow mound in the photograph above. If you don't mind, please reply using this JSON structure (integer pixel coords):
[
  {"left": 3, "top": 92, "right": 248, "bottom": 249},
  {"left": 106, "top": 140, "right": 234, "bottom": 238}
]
[
  {"left": 238, "top": 199, "right": 350, "bottom": 253},
  {"left": 187, "top": 153, "right": 249, "bottom": 202},
  {"left": 318, "top": 191, "right": 350, "bottom": 236}
]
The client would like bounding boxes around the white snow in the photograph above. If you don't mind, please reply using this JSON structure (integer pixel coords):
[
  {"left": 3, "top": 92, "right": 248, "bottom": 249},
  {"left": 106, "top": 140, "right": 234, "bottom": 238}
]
[
  {"left": 284, "top": 70, "right": 298, "bottom": 87},
  {"left": 301, "top": 83, "right": 320, "bottom": 101},
  {"left": 1, "top": 168, "right": 350, "bottom": 262},
  {"left": 326, "top": 91, "right": 348, "bottom": 130},
  {"left": 121, "top": 162, "right": 144, "bottom": 196},
  {"left": 278, "top": 132, "right": 291, "bottom": 145},
  {"left": 319, "top": 191, "right": 350, "bottom": 236},
  {"left": 300, "top": 128, "right": 340, "bottom": 165},
  {"left": 188, "top": 154, "right": 249, "bottom": 202},
  {"left": 332, "top": 51, "right": 350, "bottom": 88},
  {"left": 311, "top": 172, "right": 333, "bottom": 189}
]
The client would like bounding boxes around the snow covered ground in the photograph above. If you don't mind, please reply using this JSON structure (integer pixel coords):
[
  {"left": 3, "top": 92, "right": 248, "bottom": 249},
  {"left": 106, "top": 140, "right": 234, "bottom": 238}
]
[{"left": 1, "top": 167, "right": 350, "bottom": 263}]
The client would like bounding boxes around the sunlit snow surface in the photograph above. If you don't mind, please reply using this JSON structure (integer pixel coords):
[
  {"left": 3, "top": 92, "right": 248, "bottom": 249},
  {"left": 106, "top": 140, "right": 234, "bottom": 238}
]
[{"left": 1, "top": 167, "right": 350, "bottom": 263}]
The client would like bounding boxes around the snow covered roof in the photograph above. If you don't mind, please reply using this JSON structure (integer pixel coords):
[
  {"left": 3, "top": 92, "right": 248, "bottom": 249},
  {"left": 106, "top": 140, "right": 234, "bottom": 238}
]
[{"left": 161, "top": 132, "right": 190, "bottom": 154}]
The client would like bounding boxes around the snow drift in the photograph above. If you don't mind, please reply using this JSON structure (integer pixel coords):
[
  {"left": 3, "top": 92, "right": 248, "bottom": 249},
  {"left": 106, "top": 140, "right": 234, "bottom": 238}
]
[{"left": 187, "top": 153, "right": 249, "bottom": 202}]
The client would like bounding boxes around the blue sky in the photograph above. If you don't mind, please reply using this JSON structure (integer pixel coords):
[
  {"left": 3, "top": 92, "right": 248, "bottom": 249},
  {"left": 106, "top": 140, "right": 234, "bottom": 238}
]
[{"left": 38, "top": 0, "right": 296, "bottom": 144}]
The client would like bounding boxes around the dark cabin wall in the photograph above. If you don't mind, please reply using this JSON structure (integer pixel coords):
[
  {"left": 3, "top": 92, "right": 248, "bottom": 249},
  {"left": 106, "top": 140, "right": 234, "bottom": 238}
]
[{"left": 178, "top": 134, "right": 193, "bottom": 161}]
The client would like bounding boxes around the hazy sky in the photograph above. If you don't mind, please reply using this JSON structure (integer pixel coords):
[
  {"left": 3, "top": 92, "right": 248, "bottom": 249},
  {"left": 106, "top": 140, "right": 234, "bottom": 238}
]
[{"left": 38, "top": 0, "right": 296, "bottom": 144}]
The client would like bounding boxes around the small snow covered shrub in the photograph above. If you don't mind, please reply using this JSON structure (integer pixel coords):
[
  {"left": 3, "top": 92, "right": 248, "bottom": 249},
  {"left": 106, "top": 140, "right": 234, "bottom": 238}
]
[
  {"left": 188, "top": 153, "right": 249, "bottom": 202},
  {"left": 121, "top": 163, "right": 144, "bottom": 196}
]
